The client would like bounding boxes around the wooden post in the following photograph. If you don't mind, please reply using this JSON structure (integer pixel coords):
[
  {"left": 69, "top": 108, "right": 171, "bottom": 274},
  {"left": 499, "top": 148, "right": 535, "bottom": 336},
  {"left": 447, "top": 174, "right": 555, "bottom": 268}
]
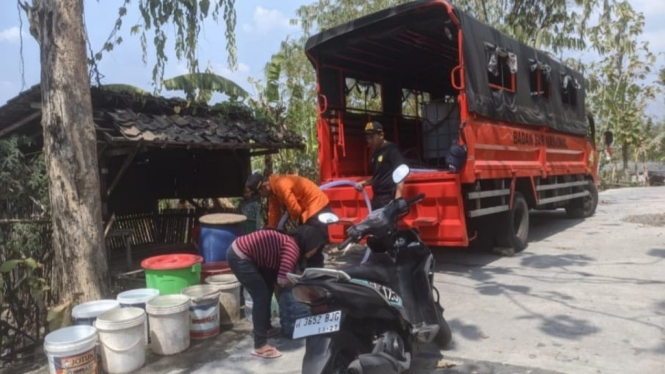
[
  {"left": 106, "top": 142, "right": 143, "bottom": 199},
  {"left": 99, "top": 150, "right": 109, "bottom": 219},
  {"left": 264, "top": 154, "right": 274, "bottom": 176}
]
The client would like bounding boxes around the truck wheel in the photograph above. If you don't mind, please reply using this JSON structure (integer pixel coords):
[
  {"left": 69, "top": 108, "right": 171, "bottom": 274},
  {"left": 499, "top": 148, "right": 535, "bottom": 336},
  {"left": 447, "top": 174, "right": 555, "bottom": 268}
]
[
  {"left": 496, "top": 192, "right": 529, "bottom": 251},
  {"left": 565, "top": 181, "right": 598, "bottom": 219}
]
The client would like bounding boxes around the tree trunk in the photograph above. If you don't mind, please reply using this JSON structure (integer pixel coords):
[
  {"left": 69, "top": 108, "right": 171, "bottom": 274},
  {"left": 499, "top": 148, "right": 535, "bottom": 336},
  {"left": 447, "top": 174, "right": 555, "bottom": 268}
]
[
  {"left": 621, "top": 142, "right": 629, "bottom": 171},
  {"left": 25, "top": 0, "right": 108, "bottom": 302}
]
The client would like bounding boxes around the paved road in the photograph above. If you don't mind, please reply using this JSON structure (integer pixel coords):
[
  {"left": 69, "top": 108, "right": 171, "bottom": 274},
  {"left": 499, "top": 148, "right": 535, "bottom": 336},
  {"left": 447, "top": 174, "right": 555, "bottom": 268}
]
[
  {"left": 16, "top": 187, "right": 665, "bottom": 374},
  {"left": 432, "top": 186, "right": 665, "bottom": 374}
]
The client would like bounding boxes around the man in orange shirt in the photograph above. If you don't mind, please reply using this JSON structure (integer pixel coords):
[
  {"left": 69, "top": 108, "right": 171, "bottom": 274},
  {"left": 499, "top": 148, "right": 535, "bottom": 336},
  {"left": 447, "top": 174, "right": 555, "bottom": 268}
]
[{"left": 245, "top": 172, "right": 332, "bottom": 238}]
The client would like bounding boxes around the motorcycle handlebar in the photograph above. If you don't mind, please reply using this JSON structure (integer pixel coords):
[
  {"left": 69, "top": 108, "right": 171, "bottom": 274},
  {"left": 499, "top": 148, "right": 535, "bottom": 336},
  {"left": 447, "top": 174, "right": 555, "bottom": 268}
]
[
  {"left": 336, "top": 193, "right": 425, "bottom": 251},
  {"left": 405, "top": 193, "right": 426, "bottom": 206},
  {"left": 338, "top": 236, "right": 354, "bottom": 250}
]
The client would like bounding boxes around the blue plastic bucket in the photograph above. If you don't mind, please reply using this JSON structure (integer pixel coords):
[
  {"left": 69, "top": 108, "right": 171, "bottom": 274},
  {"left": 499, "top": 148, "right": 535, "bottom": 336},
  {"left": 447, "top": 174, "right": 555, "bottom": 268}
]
[
  {"left": 198, "top": 214, "right": 246, "bottom": 263},
  {"left": 117, "top": 288, "right": 159, "bottom": 344},
  {"left": 72, "top": 300, "right": 121, "bottom": 326}
]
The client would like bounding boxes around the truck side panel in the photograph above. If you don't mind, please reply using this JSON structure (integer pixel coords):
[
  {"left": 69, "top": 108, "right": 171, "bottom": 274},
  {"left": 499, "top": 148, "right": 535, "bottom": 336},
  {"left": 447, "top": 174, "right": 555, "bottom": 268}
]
[
  {"left": 460, "top": 119, "right": 595, "bottom": 183},
  {"left": 324, "top": 173, "right": 468, "bottom": 247}
]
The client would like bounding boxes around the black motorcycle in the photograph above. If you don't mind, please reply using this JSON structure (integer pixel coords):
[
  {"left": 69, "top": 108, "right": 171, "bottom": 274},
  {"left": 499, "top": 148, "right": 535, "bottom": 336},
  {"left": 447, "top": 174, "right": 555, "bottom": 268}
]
[{"left": 286, "top": 165, "right": 452, "bottom": 374}]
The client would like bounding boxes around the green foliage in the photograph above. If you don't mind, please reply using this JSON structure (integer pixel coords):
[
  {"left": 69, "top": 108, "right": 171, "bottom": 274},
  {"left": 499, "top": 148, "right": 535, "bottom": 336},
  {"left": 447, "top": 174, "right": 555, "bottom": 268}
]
[
  {"left": 0, "top": 137, "right": 51, "bottom": 347},
  {"left": 0, "top": 136, "right": 48, "bottom": 214},
  {"left": 163, "top": 72, "right": 249, "bottom": 103},
  {"left": 0, "top": 260, "right": 22, "bottom": 273},
  {"left": 454, "top": 0, "right": 611, "bottom": 53},
  {"left": 296, "top": 0, "right": 412, "bottom": 37},
  {"left": 96, "top": 0, "right": 237, "bottom": 90},
  {"left": 134, "top": 0, "right": 237, "bottom": 89},
  {"left": 586, "top": 1, "right": 659, "bottom": 169},
  {"left": 101, "top": 84, "right": 148, "bottom": 95},
  {"left": 248, "top": 38, "right": 319, "bottom": 181}
]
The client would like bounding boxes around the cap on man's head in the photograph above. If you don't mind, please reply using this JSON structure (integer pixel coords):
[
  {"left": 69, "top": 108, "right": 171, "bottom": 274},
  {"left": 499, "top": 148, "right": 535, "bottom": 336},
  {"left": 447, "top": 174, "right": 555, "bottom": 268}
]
[
  {"left": 245, "top": 172, "right": 264, "bottom": 193},
  {"left": 364, "top": 121, "right": 384, "bottom": 134}
]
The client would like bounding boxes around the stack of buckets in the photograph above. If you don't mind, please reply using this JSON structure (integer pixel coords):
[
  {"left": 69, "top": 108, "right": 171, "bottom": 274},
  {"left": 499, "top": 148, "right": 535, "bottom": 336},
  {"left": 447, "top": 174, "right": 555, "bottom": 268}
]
[
  {"left": 43, "top": 214, "right": 252, "bottom": 373},
  {"left": 44, "top": 266, "right": 244, "bottom": 372}
]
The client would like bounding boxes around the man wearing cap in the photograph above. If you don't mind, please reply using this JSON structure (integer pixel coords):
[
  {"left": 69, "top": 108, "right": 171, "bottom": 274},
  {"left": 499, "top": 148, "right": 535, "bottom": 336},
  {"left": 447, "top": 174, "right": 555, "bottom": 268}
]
[
  {"left": 355, "top": 121, "right": 407, "bottom": 210},
  {"left": 245, "top": 172, "right": 332, "bottom": 236}
]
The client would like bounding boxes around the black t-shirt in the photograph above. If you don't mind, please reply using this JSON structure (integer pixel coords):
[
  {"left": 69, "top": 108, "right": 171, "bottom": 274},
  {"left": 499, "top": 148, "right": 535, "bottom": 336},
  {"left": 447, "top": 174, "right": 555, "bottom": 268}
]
[{"left": 370, "top": 142, "right": 406, "bottom": 196}]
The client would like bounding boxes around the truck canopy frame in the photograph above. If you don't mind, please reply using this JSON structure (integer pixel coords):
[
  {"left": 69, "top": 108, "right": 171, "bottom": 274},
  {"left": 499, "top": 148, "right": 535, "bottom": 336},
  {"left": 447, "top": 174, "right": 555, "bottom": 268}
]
[{"left": 305, "top": 0, "right": 587, "bottom": 136}]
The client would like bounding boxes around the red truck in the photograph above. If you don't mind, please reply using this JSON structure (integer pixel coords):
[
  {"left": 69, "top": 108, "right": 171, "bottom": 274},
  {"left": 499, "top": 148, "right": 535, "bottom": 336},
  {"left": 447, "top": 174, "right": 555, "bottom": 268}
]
[{"left": 305, "top": 0, "right": 600, "bottom": 251}]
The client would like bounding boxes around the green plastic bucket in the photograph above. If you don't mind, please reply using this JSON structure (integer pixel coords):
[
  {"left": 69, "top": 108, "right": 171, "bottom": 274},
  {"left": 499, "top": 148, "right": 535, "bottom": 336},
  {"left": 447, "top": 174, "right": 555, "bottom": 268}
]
[{"left": 141, "top": 254, "right": 203, "bottom": 295}]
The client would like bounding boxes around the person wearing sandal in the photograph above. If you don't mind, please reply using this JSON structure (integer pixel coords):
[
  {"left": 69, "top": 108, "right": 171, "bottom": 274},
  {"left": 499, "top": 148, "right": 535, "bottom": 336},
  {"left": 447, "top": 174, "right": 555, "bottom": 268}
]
[{"left": 227, "top": 227, "right": 325, "bottom": 359}]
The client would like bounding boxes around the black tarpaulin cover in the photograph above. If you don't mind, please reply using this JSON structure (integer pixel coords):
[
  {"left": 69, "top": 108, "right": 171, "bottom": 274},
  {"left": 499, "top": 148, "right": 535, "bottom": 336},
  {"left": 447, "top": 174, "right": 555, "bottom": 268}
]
[
  {"left": 455, "top": 11, "right": 587, "bottom": 135},
  {"left": 305, "top": 0, "right": 588, "bottom": 136}
]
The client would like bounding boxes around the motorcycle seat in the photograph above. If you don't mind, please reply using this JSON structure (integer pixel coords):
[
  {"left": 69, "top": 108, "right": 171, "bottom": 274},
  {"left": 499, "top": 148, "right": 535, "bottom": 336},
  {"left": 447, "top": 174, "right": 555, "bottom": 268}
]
[{"left": 340, "top": 256, "right": 396, "bottom": 285}]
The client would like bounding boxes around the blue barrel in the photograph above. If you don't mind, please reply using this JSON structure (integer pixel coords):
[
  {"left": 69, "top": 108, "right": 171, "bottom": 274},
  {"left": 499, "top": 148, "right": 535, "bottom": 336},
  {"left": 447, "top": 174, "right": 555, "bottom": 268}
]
[{"left": 198, "top": 213, "right": 247, "bottom": 263}]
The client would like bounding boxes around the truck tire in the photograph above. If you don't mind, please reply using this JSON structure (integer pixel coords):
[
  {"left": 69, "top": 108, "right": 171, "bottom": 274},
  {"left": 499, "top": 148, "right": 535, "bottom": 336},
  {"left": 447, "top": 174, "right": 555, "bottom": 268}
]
[
  {"left": 496, "top": 192, "right": 529, "bottom": 251},
  {"left": 565, "top": 181, "right": 598, "bottom": 219}
]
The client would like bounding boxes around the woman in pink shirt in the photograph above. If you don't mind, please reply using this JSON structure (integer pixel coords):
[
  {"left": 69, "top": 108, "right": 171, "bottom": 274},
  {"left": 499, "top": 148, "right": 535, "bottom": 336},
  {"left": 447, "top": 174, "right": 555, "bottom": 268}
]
[{"left": 227, "top": 226, "right": 326, "bottom": 359}]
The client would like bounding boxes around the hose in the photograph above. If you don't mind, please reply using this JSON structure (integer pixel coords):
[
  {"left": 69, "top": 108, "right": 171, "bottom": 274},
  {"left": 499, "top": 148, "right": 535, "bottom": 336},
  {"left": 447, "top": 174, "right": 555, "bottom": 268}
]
[{"left": 277, "top": 180, "right": 372, "bottom": 230}]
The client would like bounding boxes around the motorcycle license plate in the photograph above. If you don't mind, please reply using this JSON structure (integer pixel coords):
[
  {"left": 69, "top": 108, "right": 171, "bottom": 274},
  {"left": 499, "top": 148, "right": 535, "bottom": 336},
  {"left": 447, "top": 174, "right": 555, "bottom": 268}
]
[{"left": 292, "top": 311, "right": 342, "bottom": 339}]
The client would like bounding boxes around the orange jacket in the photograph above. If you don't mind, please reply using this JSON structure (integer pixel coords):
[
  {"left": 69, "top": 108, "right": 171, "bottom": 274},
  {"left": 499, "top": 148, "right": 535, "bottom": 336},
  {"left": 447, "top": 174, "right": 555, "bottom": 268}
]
[{"left": 267, "top": 175, "right": 329, "bottom": 227}]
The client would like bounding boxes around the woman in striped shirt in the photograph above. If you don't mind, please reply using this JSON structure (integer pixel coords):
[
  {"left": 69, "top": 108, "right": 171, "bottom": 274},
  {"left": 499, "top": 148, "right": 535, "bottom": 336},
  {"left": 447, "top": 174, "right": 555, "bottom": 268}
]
[{"left": 227, "top": 226, "right": 326, "bottom": 359}]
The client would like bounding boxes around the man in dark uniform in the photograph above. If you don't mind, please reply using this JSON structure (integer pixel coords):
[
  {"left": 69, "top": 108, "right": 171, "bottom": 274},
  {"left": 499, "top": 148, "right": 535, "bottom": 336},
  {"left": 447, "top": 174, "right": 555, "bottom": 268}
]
[{"left": 355, "top": 121, "right": 407, "bottom": 210}]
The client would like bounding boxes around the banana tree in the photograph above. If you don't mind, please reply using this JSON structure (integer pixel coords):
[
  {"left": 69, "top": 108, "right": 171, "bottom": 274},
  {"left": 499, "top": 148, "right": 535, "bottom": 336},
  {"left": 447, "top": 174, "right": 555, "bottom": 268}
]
[
  {"left": 162, "top": 72, "right": 249, "bottom": 104},
  {"left": 247, "top": 43, "right": 318, "bottom": 181}
]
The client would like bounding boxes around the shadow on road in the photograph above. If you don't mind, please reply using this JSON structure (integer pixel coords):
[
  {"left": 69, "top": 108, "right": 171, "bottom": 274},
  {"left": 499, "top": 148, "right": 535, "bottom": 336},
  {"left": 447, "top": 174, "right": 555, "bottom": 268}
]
[
  {"left": 527, "top": 211, "right": 585, "bottom": 244},
  {"left": 520, "top": 254, "right": 594, "bottom": 269},
  {"left": 447, "top": 319, "right": 490, "bottom": 342},
  {"left": 648, "top": 248, "right": 665, "bottom": 258},
  {"left": 655, "top": 300, "right": 665, "bottom": 313}
]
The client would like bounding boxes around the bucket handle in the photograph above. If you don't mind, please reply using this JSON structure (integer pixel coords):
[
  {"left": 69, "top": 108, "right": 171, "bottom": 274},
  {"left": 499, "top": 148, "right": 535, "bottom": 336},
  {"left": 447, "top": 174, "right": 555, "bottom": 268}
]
[
  {"left": 101, "top": 335, "right": 144, "bottom": 353},
  {"left": 191, "top": 290, "right": 220, "bottom": 303}
]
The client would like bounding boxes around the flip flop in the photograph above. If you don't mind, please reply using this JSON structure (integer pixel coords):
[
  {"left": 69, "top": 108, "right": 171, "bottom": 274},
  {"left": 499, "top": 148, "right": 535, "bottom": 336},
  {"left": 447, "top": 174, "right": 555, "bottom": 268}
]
[{"left": 251, "top": 347, "right": 282, "bottom": 359}]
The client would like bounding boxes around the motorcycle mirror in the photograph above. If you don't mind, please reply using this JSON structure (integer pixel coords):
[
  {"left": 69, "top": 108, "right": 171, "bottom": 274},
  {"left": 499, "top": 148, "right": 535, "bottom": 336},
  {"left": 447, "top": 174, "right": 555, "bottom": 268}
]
[
  {"left": 603, "top": 130, "right": 614, "bottom": 146},
  {"left": 392, "top": 164, "right": 410, "bottom": 184},
  {"left": 318, "top": 212, "right": 340, "bottom": 224}
]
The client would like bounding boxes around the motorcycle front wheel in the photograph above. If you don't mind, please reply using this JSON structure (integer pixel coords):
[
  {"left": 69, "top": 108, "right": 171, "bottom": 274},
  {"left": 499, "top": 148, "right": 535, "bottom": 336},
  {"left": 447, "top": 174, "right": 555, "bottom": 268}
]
[
  {"left": 303, "top": 331, "right": 367, "bottom": 374},
  {"left": 434, "top": 302, "right": 452, "bottom": 348}
]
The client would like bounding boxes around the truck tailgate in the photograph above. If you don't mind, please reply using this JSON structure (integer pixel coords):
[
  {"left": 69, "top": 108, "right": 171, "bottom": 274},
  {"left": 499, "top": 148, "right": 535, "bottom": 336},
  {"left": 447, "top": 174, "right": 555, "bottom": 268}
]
[{"left": 323, "top": 172, "right": 468, "bottom": 247}]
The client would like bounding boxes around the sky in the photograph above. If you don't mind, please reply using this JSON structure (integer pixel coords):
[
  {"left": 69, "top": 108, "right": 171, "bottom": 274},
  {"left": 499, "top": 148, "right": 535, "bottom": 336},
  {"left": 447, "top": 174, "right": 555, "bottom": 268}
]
[{"left": 0, "top": 0, "right": 663, "bottom": 117}]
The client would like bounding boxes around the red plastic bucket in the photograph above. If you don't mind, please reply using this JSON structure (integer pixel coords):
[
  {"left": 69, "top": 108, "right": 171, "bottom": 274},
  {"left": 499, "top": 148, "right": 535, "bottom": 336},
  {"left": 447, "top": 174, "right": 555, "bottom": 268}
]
[{"left": 200, "top": 261, "right": 232, "bottom": 283}]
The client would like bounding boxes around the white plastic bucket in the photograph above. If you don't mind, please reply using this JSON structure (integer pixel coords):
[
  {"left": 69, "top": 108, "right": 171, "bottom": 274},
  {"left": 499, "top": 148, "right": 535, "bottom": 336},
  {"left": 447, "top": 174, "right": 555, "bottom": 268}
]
[
  {"left": 146, "top": 295, "right": 191, "bottom": 355},
  {"left": 117, "top": 288, "right": 159, "bottom": 344},
  {"left": 44, "top": 325, "right": 99, "bottom": 374},
  {"left": 205, "top": 274, "right": 242, "bottom": 326},
  {"left": 94, "top": 307, "right": 146, "bottom": 374},
  {"left": 72, "top": 299, "right": 120, "bottom": 326},
  {"left": 117, "top": 288, "right": 159, "bottom": 307},
  {"left": 182, "top": 285, "right": 221, "bottom": 339}
]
